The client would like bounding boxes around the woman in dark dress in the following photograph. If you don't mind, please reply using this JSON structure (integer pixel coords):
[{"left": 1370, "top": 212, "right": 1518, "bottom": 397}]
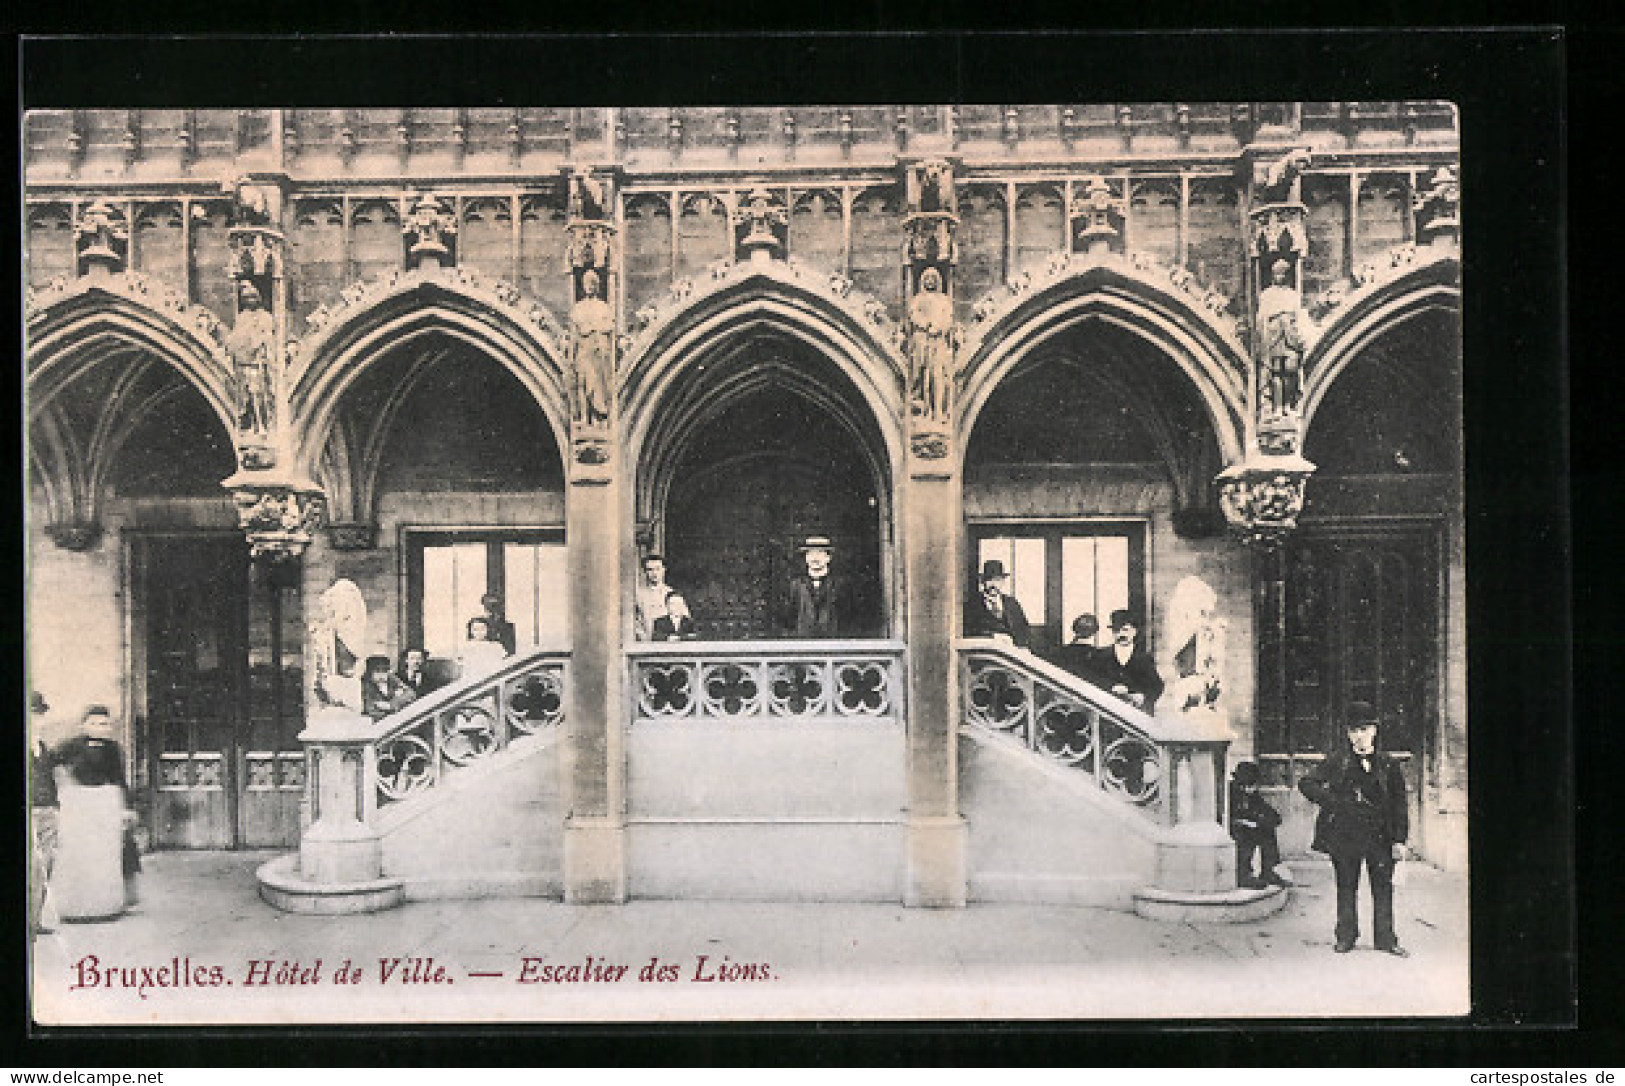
[{"left": 51, "top": 706, "right": 137, "bottom": 921}]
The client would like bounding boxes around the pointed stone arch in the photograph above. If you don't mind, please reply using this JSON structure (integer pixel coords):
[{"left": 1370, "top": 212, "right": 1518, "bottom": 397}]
[
  {"left": 26, "top": 274, "right": 236, "bottom": 434},
  {"left": 957, "top": 254, "right": 1250, "bottom": 466},
  {"left": 1299, "top": 252, "right": 1461, "bottom": 433},
  {"left": 618, "top": 259, "right": 909, "bottom": 468},
  {"left": 287, "top": 267, "right": 572, "bottom": 476}
]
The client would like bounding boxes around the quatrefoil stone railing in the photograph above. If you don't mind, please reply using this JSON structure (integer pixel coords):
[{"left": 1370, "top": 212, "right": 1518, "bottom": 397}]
[
  {"left": 960, "top": 641, "right": 1230, "bottom": 829},
  {"left": 629, "top": 640, "right": 905, "bottom": 725},
  {"left": 368, "top": 648, "right": 568, "bottom": 812}
]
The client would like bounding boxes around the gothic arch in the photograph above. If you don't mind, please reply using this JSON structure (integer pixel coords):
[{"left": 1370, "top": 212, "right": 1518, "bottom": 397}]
[
  {"left": 957, "top": 258, "right": 1250, "bottom": 465},
  {"left": 1299, "top": 255, "right": 1461, "bottom": 432},
  {"left": 618, "top": 260, "right": 909, "bottom": 470},
  {"left": 287, "top": 268, "right": 572, "bottom": 475},
  {"left": 25, "top": 275, "right": 236, "bottom": 434}
]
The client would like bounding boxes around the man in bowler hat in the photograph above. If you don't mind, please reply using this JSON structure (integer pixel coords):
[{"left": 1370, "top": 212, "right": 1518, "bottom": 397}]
[
  {"left": 964, "top": 559, "right": 1031, "bottom": 648},
  {"left": 1299, "top": 701, "right": 1411, "bottom": 955},
  {"left": 1095, "top": 610, "right": 1163, "bottom": 713}
]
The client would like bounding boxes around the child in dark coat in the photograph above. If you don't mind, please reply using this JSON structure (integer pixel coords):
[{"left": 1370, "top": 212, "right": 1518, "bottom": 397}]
[{"left": 1229, "top": 760, "right": 1288, "bottom": 889}]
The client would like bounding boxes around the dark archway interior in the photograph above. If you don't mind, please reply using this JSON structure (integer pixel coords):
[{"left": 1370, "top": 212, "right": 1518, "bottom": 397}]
[
  {"left": 654, "top": 336, "right": 888, "bottom": 640},
  {"left": 36, "top": 355, "right": 237, "bottom": 499},
  {"left": 347, "top": 339, "right": 563, "bottom": 495},
  {"left": 1305, "top": 308, "right": 1462, "bottom": 476},
  {"left": 966, "top": 319, "right": 1219, "bottom": 470}
]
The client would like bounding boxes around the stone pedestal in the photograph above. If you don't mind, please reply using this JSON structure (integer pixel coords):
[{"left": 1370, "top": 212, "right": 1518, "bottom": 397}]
[
  {"left": 563, "top": 462, "right": 627, "bottom": 903},
  {"left": 258, "top": 706, "right": 403, "bottom": 914},
  {"left": 901, "top": 458, "right": 967, "bottom": 907}
]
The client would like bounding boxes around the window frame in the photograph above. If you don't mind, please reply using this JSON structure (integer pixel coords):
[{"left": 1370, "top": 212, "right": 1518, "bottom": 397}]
[
  {"left": 965, "top": 517, "right": 1151, "bottom": 655},
  {"left": 401, "top": 525, "right": 567, "bottom": 657}
]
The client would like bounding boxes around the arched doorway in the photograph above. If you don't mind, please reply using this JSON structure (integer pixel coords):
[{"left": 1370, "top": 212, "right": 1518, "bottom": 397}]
[
  {"left": 642, "top": 333, "right": 891, "bottom": 640},
  {"left": 1264, "top": 306, "right": 1462, "bottom": 849},
  {"left": 315, "top": 335, "right": 568, "bottom": 675},
  {"left": 962, "top": 318, "right": 1225, "bottom": 663}
]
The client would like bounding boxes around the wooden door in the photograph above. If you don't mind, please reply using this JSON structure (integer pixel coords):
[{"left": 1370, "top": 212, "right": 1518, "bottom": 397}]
[
  {"left": 1257, "top": 526, "right": 1439, "bottom": 821},
  {"left": 138, "top": 536, "right": 304, "bottom": 849},
  {"left": 140, "top": 536, "right": 246, "bottom": 849}
]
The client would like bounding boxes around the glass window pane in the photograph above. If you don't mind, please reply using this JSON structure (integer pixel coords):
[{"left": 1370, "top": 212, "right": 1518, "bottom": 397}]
[
  {"left": 422, "top": 543, "right": 486, "bottom": 660},
  {"left": 1097, "top": 536, "right": 1131, "bottom": 626},
  {"left": 1061, "top": 536, "right": 1103, "bottom": 646},
  {"left": 1011, "top": 537, "right": 1046, "bottom": 626},
  {"left": 504, "top": 544, "right": 538, "bottom": 650},
  {"left": 534, "top": 545, "right": 569, "bottom": 645}
]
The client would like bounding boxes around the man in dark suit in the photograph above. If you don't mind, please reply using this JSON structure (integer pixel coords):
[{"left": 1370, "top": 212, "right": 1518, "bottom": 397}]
[
  {"left": 480, "top": 593, "right": 518, "bottom": 655},
  {"left": 1056, "top": 613, "right": 1103, "bottom": 684},
  {"left": 964, "top": 559, "right": 1032, "bottom": 648},
  {"left": 1299, "top": 701, "right": 1411, "bottom": 956},
  {"left": 779, "top": 536, "right": 857, "bottom": 638},
  {"left": 1096, "top": 610, "right": 1163, "bottom": 713}
]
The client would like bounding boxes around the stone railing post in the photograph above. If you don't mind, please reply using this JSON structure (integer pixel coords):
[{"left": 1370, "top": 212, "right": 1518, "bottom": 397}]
[
  {"left": 257, "top": 705, "right": 404, "bottom": 913},
  {"left": 1136, "top": 730, "right": 1249, "bottom": 919}
]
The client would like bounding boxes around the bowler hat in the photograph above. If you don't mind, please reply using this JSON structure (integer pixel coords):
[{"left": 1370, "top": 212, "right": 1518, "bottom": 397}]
[
  {"left": 1343, "top": 701, "right": 1380, "bottom": 729},
  {"left": 1231, "top": 760, "right": 1261, "bottom": 786},
  {"left": 1109, "top": 609, "right": 1140, "bottom": 630},
  {"left": 980, "top": 559, "right": 1008, "bottom": 581},
  {"left": 799, "top": 535, "right": 834, "bottom": 551}
]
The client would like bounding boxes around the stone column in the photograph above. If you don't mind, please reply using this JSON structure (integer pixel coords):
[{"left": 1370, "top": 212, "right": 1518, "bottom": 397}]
[
  {"left": 902, "top": 459, "right": 966, "bottom": 906},
  {"left": 562, "top": 166, "right": 627, "bottom": 903},
  {"left": 901, "top": 159, "right": 966, "bottom": 907}
]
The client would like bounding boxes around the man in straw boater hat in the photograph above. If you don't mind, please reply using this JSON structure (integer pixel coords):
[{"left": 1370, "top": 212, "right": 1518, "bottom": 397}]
[
  {"left": 1299, "top": 700, "right": 1412, "bottom": 956},
  {"left": 778, "top": 534, "right": 855, "bottom": 638}
]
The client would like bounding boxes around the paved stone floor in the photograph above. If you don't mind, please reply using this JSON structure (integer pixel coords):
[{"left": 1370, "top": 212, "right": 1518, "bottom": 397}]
[{"left": 31, "top": 851, "right": 1469, "bottom": 1025}]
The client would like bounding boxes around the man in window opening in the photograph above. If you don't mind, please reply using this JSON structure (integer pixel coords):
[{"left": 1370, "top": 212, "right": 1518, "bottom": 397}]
[
  {"left": 1095, "top": 609, "right": 1163, "bottom": 714},
  {"left": 479, "top": 593, "right": 517, "bottom": 655},
  {"left": 964, "top": 560, "right": 1032, "bottom": 649},
  {"left": 779, "top": 535, "right": 855, "bottom": 638},
  {"left": 634, "top": 553, "right": 673, "bottom": 642},
  {"left": 1299, "top": 701, "right": 1410, "bottom": 956}
]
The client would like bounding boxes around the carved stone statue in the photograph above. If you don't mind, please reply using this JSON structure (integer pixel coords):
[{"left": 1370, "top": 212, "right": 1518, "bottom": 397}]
[
  {"left": 1256, "top": 148, "right": 1311, "bottom": 206},
  {"left": 225, "top": 281, "right": 276, "bottom": 439},
  {"left": 310, "top": 579, "right": 367, "bottom": 711},
  {"left": 908, "top": 266, "right": 957, "bottom": 423},
  {"left": 1166, "top": 576, "right": 1227, "bottom": 725},
  {"left": 570, "top": 169, "right": 609, "bottom": 223},
  {"left": 570, "top": 269, "right": 615, "bottom": 427},
  {"left": 918, "top": 160, "right": 953, "bottom": 214},
  {"left": 1256, "top": 259, "right": 1307, "bottom": 414}
]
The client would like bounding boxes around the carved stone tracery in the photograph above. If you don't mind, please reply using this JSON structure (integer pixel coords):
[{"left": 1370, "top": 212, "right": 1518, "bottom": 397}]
[
  {"left": 403, "top": 194, "right": 458, "bottom": 269},
  {"left": 74, "top": 201, "right": 129, "bottom": 276},
  {"left": 732, "top": 186, "right": 789, "bottom": 262}
]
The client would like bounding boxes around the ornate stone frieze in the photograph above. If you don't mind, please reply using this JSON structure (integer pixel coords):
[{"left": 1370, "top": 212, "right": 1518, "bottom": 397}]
[
  {"left": 24, "top": 271, "right": 229, "bottom": 352},
  {"left": 403, "top": 194, "right": 458, "bottom": 269},
  {"left": 963, "top": 248, "right": 1246, "bottom": 365},
  {"left": 621, "top": 257, "right": 905, "bottom": 374},
  {"left": 74, "top": 201, "right": 129, "bottom": 275},
  {"left": 1069, "top": 175, "right": 1124, "bottom": 256},
  {"left": 225, "top": 475, "right": 327, "bottom": 563},
  {"left": 289, "top": 265, "right": 567, "bottom": 365},
  {"left": 732, "top": 186, "right": 789, "bottom": 262},
  {"left": 1414, "top": 166, "right": 1460, "bottom": 250},
  {"left": 1216, "top": 454, "right": 1316, "bottom": 548}
]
